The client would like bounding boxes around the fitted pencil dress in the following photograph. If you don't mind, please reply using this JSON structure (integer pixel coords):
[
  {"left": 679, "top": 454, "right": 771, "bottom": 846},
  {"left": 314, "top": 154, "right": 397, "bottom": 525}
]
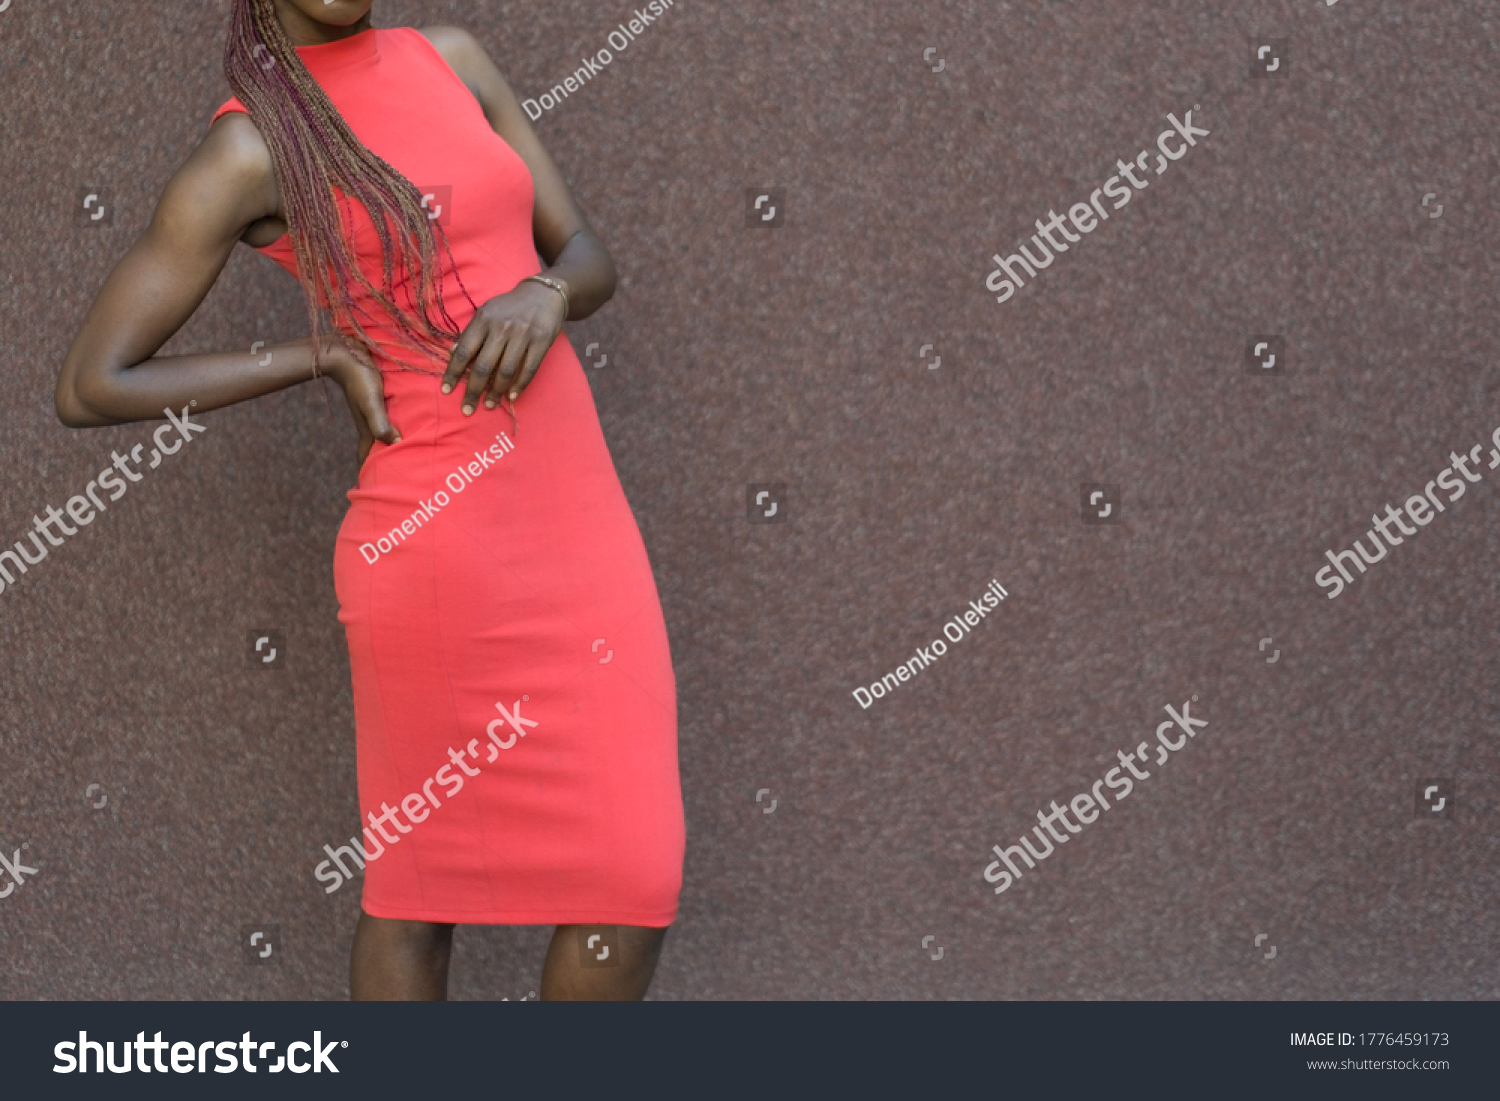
[{"left": 211, "top": 27, "right": 684, "bottom": 925}]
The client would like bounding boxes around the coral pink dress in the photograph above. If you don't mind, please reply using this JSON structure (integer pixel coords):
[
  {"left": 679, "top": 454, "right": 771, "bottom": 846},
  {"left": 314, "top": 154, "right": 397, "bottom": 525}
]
[{"left": 212, "top": 26, "right": 683, "bottom": 926}]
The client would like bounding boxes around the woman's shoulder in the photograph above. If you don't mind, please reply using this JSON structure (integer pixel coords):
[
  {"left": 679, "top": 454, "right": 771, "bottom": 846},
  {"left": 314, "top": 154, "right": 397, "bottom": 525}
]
[
  {"left": 202, "top": 104, "right": 274, "bottom": 175},
  {"left": 410, "top": 24, "right": 484, "bottom": 59},
  {"left": 408, "top": 25, "right": 495, "bottom": 97}
]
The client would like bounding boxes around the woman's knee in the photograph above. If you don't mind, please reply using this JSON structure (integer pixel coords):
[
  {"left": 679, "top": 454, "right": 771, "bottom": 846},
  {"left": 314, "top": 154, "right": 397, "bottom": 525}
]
[
  {"left": 560, "top": 923, "right": 666, "bottom": 970},
  {"left": 359, "top": 913, "right": 454, "bottom": 951}
]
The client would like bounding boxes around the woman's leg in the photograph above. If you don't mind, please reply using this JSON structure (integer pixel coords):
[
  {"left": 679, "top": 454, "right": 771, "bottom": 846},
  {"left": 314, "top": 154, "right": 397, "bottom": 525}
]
[
  {"left": 540, "top": 924, "right": 669, "bottom": 1000},
  {"left": 349, "top": 912, "right": 456, "bottom": 1001}
]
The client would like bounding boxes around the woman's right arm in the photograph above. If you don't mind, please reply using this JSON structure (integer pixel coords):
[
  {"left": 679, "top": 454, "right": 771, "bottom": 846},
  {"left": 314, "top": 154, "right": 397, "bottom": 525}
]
[{"left": 55, "top": 112, "right": 396, "bottom": 456}]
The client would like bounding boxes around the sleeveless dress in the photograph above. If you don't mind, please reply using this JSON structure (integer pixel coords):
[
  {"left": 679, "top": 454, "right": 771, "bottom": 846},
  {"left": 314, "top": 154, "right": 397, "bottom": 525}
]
[{"left": 211, "top": 26, "right": 683, "bottom": 926}]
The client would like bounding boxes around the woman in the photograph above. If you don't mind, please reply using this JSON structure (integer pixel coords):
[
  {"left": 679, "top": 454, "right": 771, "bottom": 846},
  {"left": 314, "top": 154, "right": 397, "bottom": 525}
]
[{"left": 54, "top": 0, "right": 684, "bottom": 1001}]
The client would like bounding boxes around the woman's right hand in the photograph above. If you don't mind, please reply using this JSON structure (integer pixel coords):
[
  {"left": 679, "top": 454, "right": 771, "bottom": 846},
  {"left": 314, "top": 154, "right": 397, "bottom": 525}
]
[{"left": 319, "top": 333, "right": 400, "bottom": 466}]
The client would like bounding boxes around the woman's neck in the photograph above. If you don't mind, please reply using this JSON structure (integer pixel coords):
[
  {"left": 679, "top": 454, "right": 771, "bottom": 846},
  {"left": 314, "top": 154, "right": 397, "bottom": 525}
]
[{"left": 274, "top": 4, "right": 374, "bottom": 48}]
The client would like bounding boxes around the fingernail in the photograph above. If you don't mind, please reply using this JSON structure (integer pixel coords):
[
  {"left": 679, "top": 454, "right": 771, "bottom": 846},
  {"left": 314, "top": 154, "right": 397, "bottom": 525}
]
[
  {"left": 486, "top": 400, "right": 496, "bottom": 409},
  {"left": 441, "top": 384, "right": 452, "bottom": 393},
  {"left": 463, "top": 405, "right": 474, "bottom": 416}
]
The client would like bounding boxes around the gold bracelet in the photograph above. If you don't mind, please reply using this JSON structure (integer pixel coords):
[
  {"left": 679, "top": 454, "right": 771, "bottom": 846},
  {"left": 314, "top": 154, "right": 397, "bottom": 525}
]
[{"left": 522, "top": 274, "right": 569, "bottom": 317}]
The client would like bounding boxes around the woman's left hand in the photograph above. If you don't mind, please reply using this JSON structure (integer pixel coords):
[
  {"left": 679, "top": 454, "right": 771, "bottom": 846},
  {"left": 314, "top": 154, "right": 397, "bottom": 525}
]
[{"left": 441, "top": 280, "right": 567, "bottom": 415}]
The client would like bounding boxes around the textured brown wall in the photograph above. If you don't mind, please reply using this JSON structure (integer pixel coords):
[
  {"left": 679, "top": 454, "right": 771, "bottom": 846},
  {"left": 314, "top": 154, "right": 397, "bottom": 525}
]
[{"left": 1, "top": 0, "right": 1497, "bottom": 1000}]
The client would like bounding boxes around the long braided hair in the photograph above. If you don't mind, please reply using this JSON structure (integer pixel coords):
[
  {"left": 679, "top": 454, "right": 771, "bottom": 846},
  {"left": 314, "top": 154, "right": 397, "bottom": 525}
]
[{"left": 223, "top": 0, "right": 477, "bottom": 376}]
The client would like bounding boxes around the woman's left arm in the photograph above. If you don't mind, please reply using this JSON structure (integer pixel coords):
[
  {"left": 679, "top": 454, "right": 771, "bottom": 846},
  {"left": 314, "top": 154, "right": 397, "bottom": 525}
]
[{"left": 423, "top": 26, "right": 619, "bottom": 413}]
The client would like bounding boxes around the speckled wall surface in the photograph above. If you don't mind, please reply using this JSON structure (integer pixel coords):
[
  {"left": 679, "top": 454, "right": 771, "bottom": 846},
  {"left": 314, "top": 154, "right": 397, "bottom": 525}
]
[{"left": 1, "top": 0, "right": 1496, "bottom": 1001}]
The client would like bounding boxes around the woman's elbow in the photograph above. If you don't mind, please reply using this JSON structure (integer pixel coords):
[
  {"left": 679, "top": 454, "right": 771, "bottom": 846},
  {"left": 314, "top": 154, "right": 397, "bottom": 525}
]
[
  {"left": 596, "top": 247, "right": 619, "bottom": 307},
  {"left": 55, "top": 384, "right": 87, "bottom": 428},
  {"left": 54, "top": 375, "right": 108, "bottom": 428}
]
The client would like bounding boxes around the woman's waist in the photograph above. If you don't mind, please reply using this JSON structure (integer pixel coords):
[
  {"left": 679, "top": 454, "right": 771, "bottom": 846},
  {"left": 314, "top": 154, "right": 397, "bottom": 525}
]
[
  {"left": 370, "top": 396, "right": 521, "bottom": 453},
  {"left": 367, "top": 326, "right": 577, "bottom": 381},
  {"left": 346, "top": 424, "right": 519, "bottom": 507},
  {"left": 362, "top": 366, "right": 551, "bottom": 466},
  {"left": 343, "top": 264, "right": 543, "bottom": 363}
]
